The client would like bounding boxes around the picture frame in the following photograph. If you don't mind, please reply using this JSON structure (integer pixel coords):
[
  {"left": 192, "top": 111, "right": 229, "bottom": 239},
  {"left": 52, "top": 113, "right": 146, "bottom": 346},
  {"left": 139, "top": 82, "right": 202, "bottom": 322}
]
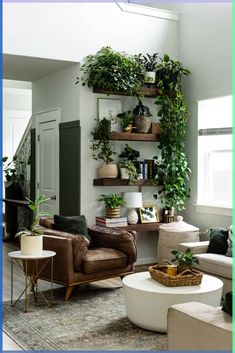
[
  {"left": 97, "top": 98, "right": 122, "bottom": 132},
  {"left": 139, "top": 205, "right": 159, "bottom": 224}
]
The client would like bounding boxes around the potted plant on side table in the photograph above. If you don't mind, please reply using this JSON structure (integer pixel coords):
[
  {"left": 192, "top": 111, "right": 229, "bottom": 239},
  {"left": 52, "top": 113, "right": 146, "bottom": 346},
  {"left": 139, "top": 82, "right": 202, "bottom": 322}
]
[
  {"left": 90, "top": 117, "right": 118, "bottom": 178},
  {"left": 171, "top": 248, "right": 199, "bottom": 273},
  {"left": 98, "top": 193, "right": 125, "bottom": 218},
  {"left": 16, "top": 194, "right": 56, "bottom": 256}
]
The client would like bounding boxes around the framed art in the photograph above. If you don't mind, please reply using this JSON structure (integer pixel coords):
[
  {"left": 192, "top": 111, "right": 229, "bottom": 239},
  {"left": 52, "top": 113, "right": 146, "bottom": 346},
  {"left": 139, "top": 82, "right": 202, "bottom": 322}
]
[
  {"left": 97, "top": 98, "right": 122, "bottom": 131},
  {"left": 139, "top": 205, "right": 159, "bottom": 224}
]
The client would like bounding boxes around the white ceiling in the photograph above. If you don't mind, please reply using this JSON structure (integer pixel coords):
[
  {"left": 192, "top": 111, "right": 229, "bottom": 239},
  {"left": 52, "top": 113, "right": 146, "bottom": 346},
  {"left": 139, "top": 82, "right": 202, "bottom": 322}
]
[
  {"left": 128, "top": 1, "right": 181, "bottom": 12},
  {"left": 3, "top": 54, "right": 78, "bottom": 82}
]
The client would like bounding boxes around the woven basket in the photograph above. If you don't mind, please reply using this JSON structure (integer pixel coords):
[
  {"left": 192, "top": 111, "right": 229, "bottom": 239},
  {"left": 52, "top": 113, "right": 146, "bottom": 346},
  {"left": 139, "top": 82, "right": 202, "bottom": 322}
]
[{"left": 148, "top": 260, "right": 203, "bottom": 287}]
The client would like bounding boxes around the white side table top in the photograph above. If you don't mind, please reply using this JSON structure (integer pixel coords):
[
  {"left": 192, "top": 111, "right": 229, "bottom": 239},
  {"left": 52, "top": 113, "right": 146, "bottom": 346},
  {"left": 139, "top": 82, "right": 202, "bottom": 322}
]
[
  {"left": 122, "top": 271, "right": 223, "bottom": 295},
  {"left": 8, "top": 250, "right": 56, "bottom": 260}
]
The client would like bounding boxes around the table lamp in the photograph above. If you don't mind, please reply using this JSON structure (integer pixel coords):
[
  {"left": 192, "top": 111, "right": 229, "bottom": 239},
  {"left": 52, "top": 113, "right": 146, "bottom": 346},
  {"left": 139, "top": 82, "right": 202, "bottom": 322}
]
[{"left": 124, "top": 192, "right": 143, "bottom": 224}]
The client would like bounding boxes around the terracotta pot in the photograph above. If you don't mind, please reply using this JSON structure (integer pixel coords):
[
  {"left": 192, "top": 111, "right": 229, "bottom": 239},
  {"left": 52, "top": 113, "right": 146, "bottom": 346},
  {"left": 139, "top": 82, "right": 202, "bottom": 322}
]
[
  {"left": 98, "top": 164, "right": 118, "bottom": 178},
  {"left": 21, "top": 235, "right": 43, "bottom": 256},
  {"left": 133, "top": 115, "right": 151, "bottom": 133},
  {"left": 106, "top": 207, "right": 120, "bottom": 218}
]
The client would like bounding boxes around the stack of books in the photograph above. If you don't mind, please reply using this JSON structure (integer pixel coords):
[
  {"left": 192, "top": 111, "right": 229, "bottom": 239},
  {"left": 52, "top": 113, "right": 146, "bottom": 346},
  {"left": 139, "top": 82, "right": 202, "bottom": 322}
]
[
  {"left": 135, "top": 160, "right": 156, "bottom": 179},
  {"left": 96, "top": 216, "right": 128, "bottom": 227}
]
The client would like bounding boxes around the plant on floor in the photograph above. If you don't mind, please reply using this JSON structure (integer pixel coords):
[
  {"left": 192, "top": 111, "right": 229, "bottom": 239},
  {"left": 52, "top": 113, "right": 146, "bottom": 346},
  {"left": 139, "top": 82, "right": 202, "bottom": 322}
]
[
  {"left": 16, "top": 194, "right": 56, "bottom": 237},
  {"left": 80, "top": 46, "right": 145, "bottom": 96},
  {"left": 171, "top": 248, "right": 199, "bottom": 272},
  {"left": 153, "top": 54, "right": 191, "bottom": 212},
  {"left": 90, "top": 117, "right": 116, "bottom": 164},
  {"left": 98, "top": 194, "right": 125, "bottom": 209},
  {"left": 2, "top": 155, "right": 24, "bottom": 185}
]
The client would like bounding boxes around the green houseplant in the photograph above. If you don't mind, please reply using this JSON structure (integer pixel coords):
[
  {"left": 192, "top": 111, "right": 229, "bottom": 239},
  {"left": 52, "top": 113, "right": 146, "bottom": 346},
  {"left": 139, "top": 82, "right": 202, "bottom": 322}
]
[
  {"left": 117, "top": 111, "right": 133, "bottom": 132},
  {"left": 16, "top": 194, "right": 55, "bottom": 256},
  {"left": 118, "top": 144, "right": 140, "bottom": 184},
  {"left": 2, "top": 155, "right": 24, "bottom": 199},
  {"left": 80, "top": 46, "right": 145, "bottom": 96},
  {"left": 90, "top": 117, "right": 117, "bottom": 178},
  {"left": 98, "top": 193, "right": 125, "bottom": 218},
  {"left": 153, "top": 54, "right": 191, "bottom": 216},
  {"left": 142, "top": 53, "right": 159, "bottom": 84},
  {"left": 171, "top": 248, "right": 199, "bottom": 273},
  {"left": 133, "top": 98, "right": 152, "bottom": 133}
]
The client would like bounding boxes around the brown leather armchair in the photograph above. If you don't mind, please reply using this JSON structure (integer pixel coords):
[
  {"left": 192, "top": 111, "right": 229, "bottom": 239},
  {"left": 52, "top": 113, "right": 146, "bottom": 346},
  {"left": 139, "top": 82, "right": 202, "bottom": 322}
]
[{"left": 37, "top": 218, "right": 137, "bottom": 300}]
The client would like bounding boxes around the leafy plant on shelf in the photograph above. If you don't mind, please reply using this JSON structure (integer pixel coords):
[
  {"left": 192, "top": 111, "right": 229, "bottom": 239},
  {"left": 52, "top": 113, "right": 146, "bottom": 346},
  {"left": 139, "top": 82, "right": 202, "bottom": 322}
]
[
  {"left": 16, "top": 194, "right": 56, "bottom": 237},
  {"left": 118, "top": 144, "right": 140, "bottom": 185},
  {"left": 98, "top": 194, "right": 125, "bottom": 209},
  {"left": 90, "top": 117, "right": 116, "bottom": 164},
  {"left": 117, "top": 111, "right": 133, "bottom": 131},
  {"left": 2, "top": 155, "right": 24, "bottom": 185},
  {"left": 142, "top": 53, "right": 159, "bottom": 71},
  {"left": 171, "top": 248, "right": 199, "bottom": 271},
  {"left": 79, "top": 46, "right": 145, "bottom": 96},
  {"left": 153, "top": 54, "right": 191, "bottom": 211},
  {"left": 119, "top": 144, "right": 140, "bottom": 161}
]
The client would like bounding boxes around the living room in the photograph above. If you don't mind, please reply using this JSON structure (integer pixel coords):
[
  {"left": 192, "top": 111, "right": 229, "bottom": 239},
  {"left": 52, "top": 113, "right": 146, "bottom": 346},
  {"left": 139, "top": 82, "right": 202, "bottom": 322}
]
[{"left": 2, "top": 1, "right": 232, "bottom": 351}]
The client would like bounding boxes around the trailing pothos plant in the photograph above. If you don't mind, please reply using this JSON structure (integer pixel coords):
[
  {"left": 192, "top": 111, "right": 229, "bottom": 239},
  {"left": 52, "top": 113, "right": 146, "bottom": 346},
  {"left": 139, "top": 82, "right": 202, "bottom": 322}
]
[
  {"left": 90, "top": 117, "right": 116, "bottom": 164},
  {"left": 79, "top": 46, "right": 145, "bottom": 96},
  {"left": 153, "top": 54, "right": 191, "bottom": 211}
]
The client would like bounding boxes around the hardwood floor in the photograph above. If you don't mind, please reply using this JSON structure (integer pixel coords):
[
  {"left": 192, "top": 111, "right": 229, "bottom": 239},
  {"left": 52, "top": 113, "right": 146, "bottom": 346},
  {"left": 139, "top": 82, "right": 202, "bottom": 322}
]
[{"left": 2, "top": 241, "right": 149, "bottom": 350}]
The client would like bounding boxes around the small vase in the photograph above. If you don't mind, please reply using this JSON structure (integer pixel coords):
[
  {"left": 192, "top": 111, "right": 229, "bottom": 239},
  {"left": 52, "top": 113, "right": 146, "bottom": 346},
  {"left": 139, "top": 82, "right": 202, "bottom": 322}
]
[
  {"left": 120, "top": 168, "right": 129, "bottom": 180},
  {"left": 106, "top": 207, "right": 120, "bottom": 218}
]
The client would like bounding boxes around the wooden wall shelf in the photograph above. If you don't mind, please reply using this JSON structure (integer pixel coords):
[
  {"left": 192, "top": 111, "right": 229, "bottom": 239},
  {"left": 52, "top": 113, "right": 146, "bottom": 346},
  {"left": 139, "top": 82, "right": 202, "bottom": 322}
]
[
  {"left": 93, "top": 178, "right": 156, "bottom": 187},
  {"left": 109, "top": 132, "right": 160, "bottom": 142},
  {"left": 93, "top": 86, "right": 158, "bottom": 98}
]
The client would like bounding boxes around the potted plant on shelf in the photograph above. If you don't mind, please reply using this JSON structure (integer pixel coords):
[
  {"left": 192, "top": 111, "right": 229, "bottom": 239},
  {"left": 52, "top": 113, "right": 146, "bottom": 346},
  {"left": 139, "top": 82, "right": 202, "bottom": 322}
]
[
  {"left": 80, "top": 46, "right": 145, "bottom": 96},
  {"left": 171, "top": 248, "right": 199, "bottom": 273},
  {"left": 117, "top": 111, "right": 133, "bottom": 132},
  {"left": 16, "top": 194, "right": 56, "bottom": 256},
  {"left": 133, "top": 98, "right": 152, "bottom": 133},
  {"left": 98, "top": 193, "right": 125, "bottom": 218},
  {"left": 2, "top": 155, "right": 25, "bottom": 199},
  {"left": 153, "top": 54, "right": 191, "bottom": 220},
  {"left": 142, "top": 53, "right": 159, "bottom": 84},
  {"left": 118, "top": 144, "right": 140, "bottom": 183},
  {"left": 90, "top": 117, "right": 118, "bottom": 178}
]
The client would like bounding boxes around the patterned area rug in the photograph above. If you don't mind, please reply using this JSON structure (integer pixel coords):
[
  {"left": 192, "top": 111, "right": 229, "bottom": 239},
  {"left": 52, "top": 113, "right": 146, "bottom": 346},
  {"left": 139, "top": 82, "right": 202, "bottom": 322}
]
[{"left": 3, "top": 286, "right": 167, "bottom": 351}]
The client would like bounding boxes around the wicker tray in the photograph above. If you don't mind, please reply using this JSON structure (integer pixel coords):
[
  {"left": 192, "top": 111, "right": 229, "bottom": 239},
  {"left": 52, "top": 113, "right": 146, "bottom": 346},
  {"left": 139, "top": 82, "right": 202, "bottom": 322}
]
[{"left": 148, "top": 260, "right": 203, "bottom": 287}]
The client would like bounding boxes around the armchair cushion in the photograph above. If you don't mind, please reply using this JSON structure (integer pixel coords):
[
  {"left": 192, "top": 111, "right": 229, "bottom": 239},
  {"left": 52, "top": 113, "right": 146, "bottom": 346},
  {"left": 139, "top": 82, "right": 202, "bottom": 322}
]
[
  {"left": 42, "top": 228, "right": 89, "bottom": 271},
  {"left": 208, "top": 227, "right": 229, "bottom": 255},
  {"left": 83, "top": 248, "right": 127, "bottom": 274},
  {"left": 88, "top": 225, "right": 137, "bottom": 264},
  {"left": 54, "top": 215, "right": 92, "bottom": 243}
]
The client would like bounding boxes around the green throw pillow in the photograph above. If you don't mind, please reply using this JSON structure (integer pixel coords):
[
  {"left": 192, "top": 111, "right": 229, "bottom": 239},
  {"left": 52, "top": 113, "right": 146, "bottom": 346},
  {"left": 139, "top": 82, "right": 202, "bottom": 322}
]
[
  {"left": 54, "top": 215, "right": 92, "bottom": 243},
  {"left": 207, "top": 227, "right": 229, "bottom": 254}
]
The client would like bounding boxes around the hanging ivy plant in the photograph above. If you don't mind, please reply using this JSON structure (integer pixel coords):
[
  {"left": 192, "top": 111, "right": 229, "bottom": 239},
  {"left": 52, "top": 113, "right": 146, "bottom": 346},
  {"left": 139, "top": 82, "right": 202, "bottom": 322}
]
[{"left": 153, "top": 54, "right": 191, "bottom": 211}]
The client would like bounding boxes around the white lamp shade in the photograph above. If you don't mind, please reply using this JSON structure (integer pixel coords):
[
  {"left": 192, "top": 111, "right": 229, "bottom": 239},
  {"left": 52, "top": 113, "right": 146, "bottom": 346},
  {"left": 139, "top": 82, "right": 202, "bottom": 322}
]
[{"left": 124, "top": 192, "right": 143, "bottom": 208}]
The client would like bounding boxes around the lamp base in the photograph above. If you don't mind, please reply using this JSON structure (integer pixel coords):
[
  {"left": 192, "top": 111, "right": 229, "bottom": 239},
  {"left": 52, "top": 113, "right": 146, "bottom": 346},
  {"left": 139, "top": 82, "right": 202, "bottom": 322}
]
[{"left": 127, "top": 208, "right": 139, "bottom": 225}]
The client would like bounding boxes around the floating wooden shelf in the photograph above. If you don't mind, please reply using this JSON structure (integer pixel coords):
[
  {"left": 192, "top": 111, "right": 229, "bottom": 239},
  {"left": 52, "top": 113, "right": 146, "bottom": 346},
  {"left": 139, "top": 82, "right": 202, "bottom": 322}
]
[
  {"left": 120, "top": 222, "right": 161, "bottom": 232},
  {"left": 109, "top": 132, "right": 160, "bottom": 142},
  {"left": 93, "top": 86, "right": 158, "bottom": 98},
  {"left": 93, "top": 178, "right": 156, "bottom": 187}
]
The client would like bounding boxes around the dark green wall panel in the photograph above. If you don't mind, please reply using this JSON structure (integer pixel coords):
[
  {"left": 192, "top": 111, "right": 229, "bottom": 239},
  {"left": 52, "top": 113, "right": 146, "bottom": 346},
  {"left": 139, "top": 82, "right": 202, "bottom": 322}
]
[
  {"left": 30, "top": 129, "right": 36, "bottom": 201},
  {"left": 59, "top": 121, "right": 81, "bottom": 216}
]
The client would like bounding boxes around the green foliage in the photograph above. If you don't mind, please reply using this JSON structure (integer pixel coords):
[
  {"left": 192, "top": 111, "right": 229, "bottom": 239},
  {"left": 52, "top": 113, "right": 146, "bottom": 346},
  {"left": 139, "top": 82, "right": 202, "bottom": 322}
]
[
  {"left": 142, "top": 53, "right": 159, "bottom": 71},
  {"left": 90, "top": 117, "right": 116, "bottom": 164},
  {"left": 153, "top": 54, "right": 191, "bottom": 210},
  {"left": 80, "top": 46, "right": 145, "bottom": 96},
  {"left": 117, "top": 111, "right": 133, "bottom": 130},
  {"left": 16, "top": 194, "right": 56, "bottom": 237},
  {"left": 133, "top": 99, "right": 152, "bottom": 116},
  {"left": 119, "top": 144, "right": 140, "bottom": 161},
  {"left": 118, "top": 160, "right": 138, "bottom": 185},
  {"left": 98, "top": 194, "right": 125, "bottom": 209},
  {"left": 171, "top": 248, "right": 199, "bottom": 267},
  {"left": 2, "top": 155, "right": 24, "bottom": 185}
]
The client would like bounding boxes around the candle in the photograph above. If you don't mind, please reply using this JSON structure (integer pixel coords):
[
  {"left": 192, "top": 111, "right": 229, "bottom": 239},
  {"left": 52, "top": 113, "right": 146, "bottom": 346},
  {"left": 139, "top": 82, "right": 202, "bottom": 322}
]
[{"left": 167, "top": 265, "right": 177, "bottom": 276}]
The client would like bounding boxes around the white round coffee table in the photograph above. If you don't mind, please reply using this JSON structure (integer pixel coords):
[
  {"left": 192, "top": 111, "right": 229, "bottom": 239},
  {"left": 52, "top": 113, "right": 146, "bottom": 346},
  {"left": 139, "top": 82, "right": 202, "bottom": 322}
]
[{"left": 122, "top": 271, "right": 223, "bottom": 332}]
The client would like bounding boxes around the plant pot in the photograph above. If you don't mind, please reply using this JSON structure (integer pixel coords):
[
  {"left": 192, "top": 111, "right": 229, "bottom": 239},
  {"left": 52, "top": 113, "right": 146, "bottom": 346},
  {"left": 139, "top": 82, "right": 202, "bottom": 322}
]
[
  {"left": 177, "top": 264, "right": 192, "bottom": 274},
  {"left": 133, "top": 115, "right": 151, "bottom": 133},
  {"left": 120, "top": 168, "right": 129, "bottom": 180},
  {"left": 144, "top": 71, "right": 156, "bottom": 84},
  {"left": 106, "top": 207, "right": 120, "bottom": 218},
  {"left": 5, "top": 182, "right": 23, "bottom": 199},
  {"left": 21, "top": 235, "right": 43, "bottom": 256},
  {"left": 98, "top": 164, "right": 118, "bottom": 179}
]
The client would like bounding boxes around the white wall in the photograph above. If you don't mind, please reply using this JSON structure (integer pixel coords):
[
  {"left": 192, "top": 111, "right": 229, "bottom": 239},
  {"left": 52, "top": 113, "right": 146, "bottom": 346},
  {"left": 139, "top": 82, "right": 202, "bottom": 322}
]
[{"left": 178, "top": 3, "right": 232, "bottom": 232}]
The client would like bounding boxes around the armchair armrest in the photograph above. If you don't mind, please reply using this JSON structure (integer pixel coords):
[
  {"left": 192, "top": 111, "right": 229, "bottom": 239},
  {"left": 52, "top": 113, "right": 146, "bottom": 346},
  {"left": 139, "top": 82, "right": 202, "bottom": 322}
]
[
  {"left": 88, "top": 225, "right": 137, "bottom": 264},
  {"left": 179, "top": 241, "right": 209, "bottom": 254}
]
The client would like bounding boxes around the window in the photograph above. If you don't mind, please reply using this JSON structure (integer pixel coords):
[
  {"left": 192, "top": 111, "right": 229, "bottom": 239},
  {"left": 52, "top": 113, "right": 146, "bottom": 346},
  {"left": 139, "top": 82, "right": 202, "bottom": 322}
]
[{"left": 197, "top": 95, "right": 232, "bottom": 209}]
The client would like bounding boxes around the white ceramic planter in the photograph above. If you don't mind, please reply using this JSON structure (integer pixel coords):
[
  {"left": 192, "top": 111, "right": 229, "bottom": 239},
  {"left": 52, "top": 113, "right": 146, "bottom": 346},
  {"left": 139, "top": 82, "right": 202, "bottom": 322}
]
[
  {"left": 144, "top": 71, "right": 156, "bottom": 84},
  {"left": 21, "top": 235, "right": 43, "bottom": 256},
  {"left": 120, "top": 168, "right": 129, "bottom": 179},
  {"left": 98, "top": 164, "right": 118, "bottom": 178}
]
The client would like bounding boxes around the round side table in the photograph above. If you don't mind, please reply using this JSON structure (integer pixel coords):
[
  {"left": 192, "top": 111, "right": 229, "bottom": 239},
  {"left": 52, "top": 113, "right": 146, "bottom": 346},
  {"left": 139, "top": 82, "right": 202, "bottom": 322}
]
[{"left": 8, "top": 250, "right": 56, "bottom": 312}]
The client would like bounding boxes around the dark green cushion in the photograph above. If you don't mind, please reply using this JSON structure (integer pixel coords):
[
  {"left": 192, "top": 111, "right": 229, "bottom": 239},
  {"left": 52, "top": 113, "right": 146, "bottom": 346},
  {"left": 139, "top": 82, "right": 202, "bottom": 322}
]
[
  {"left": 207, "top": 227, "right": 229, "bottom": 254},
  {"left": 222, "top": 291, "right": 232, "bottom": 316},
  {"left": 54, "top": 215, "right": 92, "bottom": 243}
]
